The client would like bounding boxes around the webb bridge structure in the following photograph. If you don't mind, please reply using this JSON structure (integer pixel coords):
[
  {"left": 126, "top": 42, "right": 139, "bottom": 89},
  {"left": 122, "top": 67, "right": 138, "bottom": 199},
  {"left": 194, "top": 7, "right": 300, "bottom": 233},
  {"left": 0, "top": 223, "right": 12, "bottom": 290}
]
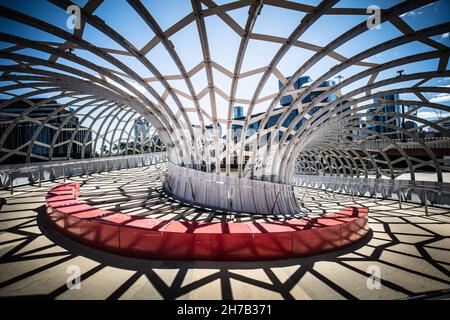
[{"left": 0, "top": 0, "right": 449, "bottom": 259}]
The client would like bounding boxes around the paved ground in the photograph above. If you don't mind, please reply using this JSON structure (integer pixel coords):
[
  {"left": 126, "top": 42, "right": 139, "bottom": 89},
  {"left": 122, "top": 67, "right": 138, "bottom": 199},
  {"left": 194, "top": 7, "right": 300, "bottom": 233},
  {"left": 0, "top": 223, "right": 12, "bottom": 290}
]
[{"left": 0, "top": 166, "right": 449, "bottom": 299}]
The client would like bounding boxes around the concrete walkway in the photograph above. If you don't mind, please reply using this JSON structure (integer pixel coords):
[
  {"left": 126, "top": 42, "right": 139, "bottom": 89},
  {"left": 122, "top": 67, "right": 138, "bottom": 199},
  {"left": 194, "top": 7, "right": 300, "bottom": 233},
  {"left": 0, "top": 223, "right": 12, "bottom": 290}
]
[{"left": 0, "top": 166, "right": 449, "bottom": 299}]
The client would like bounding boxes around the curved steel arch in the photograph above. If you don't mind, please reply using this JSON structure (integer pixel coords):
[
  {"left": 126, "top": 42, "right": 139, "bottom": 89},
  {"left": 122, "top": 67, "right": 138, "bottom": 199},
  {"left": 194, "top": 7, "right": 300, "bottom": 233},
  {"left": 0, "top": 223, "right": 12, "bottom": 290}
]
[{"left": 0, "top": 0, "right": 448, "bottom": 193}]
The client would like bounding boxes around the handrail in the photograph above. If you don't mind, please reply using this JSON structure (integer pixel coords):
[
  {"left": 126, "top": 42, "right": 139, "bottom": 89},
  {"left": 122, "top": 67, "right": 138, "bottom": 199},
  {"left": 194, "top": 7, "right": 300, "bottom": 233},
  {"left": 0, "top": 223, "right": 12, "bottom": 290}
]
[
  {"left": 396, "top": 185, "right": 449, "bottom": 216},
  {"left": 0, "top": 152, "right": 168, "bottom": 192},
  {"left": 293, "top": 174, "right": 450, "bottom": 211}
]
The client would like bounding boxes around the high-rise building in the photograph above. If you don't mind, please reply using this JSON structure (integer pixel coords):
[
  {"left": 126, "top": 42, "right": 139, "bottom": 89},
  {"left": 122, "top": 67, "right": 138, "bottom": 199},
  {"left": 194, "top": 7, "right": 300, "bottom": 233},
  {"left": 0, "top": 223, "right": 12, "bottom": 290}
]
[
  {"left": 367, "top": 94, "right": 402, "bottom": 137},
  {"left": 279, "top": 76, "right": 337, "bottom": 107},
  {"left": 231, "top": 76, "right": 338, "bottom": 142},
  {"left": 0, "top": 99, "right": 92, "bottom": 163},
  {"left": 233, "top": 106, "right": 244, "bottom": 119},
  {"left": 279, "top": 76, "right": 312, "bottom": 106},
  {"left": 133, "top": 118, "right": 151, "bottom": 140}
]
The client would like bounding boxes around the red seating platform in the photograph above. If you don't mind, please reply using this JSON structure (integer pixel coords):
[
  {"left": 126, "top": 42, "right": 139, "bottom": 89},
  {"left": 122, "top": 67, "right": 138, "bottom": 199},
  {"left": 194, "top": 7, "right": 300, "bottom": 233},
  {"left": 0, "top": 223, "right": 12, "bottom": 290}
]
[{"left": 45, "top": 183, "right": 369, "bottom": 260}]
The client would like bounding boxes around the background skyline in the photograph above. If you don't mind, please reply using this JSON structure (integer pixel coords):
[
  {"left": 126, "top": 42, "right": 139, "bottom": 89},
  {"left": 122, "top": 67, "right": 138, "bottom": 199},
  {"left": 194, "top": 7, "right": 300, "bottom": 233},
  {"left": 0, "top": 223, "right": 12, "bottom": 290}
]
[{"left": 1, "top": 0, "right": 449, "bottom": 128}]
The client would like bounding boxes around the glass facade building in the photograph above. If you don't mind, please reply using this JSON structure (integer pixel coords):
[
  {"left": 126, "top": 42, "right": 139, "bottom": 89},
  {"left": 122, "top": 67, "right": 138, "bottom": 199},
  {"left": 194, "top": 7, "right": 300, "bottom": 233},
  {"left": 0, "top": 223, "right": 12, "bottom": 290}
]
[
  {"left": 367, "top": 94, "right": 402, "bottom": 136},
  {"left": 231, "top": 76, "right": 339, "bottom": 141},
  {"left": 0, "top": 99, "right": 92, "bottom": 163}
]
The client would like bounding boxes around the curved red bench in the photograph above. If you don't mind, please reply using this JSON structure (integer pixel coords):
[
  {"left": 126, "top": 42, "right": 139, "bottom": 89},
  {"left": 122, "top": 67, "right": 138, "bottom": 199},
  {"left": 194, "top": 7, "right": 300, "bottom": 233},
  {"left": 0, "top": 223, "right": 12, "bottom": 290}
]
[{"left": 45, "top": 183, "right": 369, "bottom": 261}]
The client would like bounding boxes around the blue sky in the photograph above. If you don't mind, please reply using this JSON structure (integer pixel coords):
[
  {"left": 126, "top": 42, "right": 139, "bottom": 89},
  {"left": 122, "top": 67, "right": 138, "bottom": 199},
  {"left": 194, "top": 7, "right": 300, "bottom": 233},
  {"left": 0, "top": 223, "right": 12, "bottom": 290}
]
[{"left": 1, "top": 0, "right": 449, "bottom": 124}]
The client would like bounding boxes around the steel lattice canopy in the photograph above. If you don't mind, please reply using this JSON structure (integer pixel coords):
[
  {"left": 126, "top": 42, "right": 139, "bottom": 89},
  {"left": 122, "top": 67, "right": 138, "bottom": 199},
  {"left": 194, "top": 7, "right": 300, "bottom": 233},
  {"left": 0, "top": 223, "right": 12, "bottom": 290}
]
[{"left": 0, "top": 0, "right": 449, "bottom": 184}]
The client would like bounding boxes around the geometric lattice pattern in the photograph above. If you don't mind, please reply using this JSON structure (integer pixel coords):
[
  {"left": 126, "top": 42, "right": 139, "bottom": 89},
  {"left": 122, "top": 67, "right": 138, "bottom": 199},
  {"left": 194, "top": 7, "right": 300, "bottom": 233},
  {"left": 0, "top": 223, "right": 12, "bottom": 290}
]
[{"left": 1, "top": 166, "right": 449, "bottom": 299}]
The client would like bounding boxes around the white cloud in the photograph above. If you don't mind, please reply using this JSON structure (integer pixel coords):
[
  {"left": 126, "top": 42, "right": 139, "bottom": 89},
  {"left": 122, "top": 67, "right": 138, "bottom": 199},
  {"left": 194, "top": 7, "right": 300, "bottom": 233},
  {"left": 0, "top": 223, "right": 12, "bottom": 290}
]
[
  {"left": 438, "top": 77, "right": 450, "bottom": 83},
  {"left": 430, "top": 93, "right": 450, "bottom": 103},
  {"left": 417, "top": 110, "right": 449, "bottom": 120},
  {"left": 416, "top": 111, "right": 438, "bottom": 119},
  {"left": 400, "top": 11, "right": 414, "bottom": 18},
  {"left": 419, "top": 3, "right": 436, "bottom": 9},
  {"left": 442, "top": 32, "right": 449, "bottom": 39},
  {"left": 400, "top": 3, "right": 434, "bottom": 18},
  {"left": 400, "top": 10, "right": 423, "bottom": 18}
]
